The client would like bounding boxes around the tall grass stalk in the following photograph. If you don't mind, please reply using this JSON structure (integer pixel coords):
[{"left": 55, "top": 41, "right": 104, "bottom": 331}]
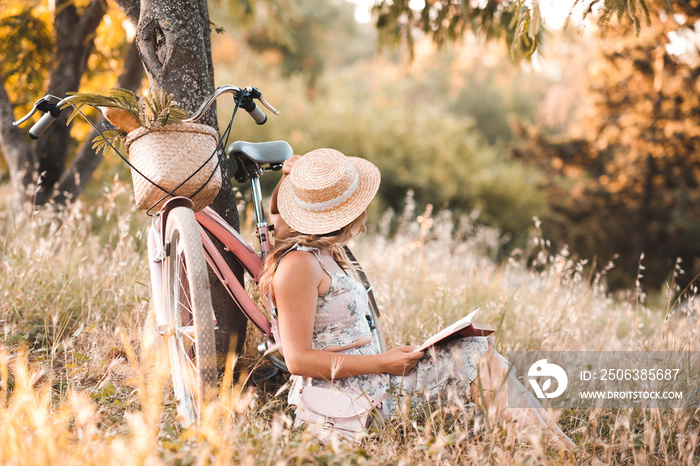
[{"left": 1, "top": 194, "right": 698, "bottom": 464}]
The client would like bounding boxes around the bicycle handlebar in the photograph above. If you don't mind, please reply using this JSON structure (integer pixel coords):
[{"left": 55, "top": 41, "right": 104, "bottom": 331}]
[
  {"left": 183, "top": 85, "right": 279, "bottom": 125},
  {"left": 28, "top": 111, "right": 60, "bottom": 139},
  {"left": 12, "top": 95, "right": 66, "bottom": 138},
  {"left": 13, "top": 85, "right": 279, "bottom": 137}
]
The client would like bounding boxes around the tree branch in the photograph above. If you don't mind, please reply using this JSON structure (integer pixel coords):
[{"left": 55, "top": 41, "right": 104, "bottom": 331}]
[
  {"left": 78, "top": 0, "right": 108, "bottom": 41},
  {"left": 112, "top": 0, "right": 140, "bottom": 25}
]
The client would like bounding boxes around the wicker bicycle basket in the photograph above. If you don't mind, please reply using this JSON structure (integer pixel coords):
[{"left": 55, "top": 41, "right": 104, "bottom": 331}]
[{"left": 125, "top": 123, "right": 222, "bottom": 211}]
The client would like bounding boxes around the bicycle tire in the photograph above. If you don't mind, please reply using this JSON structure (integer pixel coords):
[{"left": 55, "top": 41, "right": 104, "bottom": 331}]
[{"left": 162, "top": 206, "right": 217, "bottom": 427}]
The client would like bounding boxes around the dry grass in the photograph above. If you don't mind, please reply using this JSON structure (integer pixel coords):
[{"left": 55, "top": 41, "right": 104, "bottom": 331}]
[{"left": 1, "top": 190, "right": 698, "bottom": 465}]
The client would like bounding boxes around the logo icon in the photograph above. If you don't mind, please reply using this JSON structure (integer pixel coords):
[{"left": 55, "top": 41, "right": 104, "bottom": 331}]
[{"left": 527, "top": 359, "right": 568, "bottom": 399}]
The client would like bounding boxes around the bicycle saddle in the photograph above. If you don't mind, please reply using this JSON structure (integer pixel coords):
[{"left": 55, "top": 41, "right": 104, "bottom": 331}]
[{"left": 227, "top": 140, "right": 293, "bottom": 165}]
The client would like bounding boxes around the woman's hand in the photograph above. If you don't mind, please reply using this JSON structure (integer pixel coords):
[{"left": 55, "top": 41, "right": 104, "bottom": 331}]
[
  {"left": 270, "top": 154, "right": 302, "bottom": 238},
  {"left": 379, "top": 347, "right": 424, "bottom": 376},
  {"left": 282, "top": 154, "right": 301, "bottom": 175}
]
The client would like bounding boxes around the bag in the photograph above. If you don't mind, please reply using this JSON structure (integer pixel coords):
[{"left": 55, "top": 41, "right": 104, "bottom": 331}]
[
  {"left": 294, "top": 385, "right": 380, "bottom": 439},
  {"left": 125, "top": 123, "right": 222, "bottom": 211}
]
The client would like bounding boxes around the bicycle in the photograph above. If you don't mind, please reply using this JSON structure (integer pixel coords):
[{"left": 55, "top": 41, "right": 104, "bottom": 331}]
[{"left": 13, "top": 85, "right": 386, "bottom": 428}]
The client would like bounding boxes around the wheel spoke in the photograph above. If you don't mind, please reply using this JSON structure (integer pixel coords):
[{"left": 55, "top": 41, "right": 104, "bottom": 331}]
[
  {"left": 177, "top": 256, "right": 194, "bottom": 318},
  {"left": 178, "top": 326, "right": 197, "bottom": 353},
  {"left": 178, "top": 325, "right": 196, "bottom": 338},
  {"left": 176, "top": 337, "right": 198, "bottom": 377}
]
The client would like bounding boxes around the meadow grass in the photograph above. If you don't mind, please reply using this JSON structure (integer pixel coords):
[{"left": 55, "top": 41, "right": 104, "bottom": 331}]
[{"left": 0, "top": 190, "right": 698, "bottom": 465}]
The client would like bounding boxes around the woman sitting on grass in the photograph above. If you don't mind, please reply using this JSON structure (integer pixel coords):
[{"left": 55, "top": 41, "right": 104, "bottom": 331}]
[{"left": 261, "top": 148, "right": 575, "bottom": 450}]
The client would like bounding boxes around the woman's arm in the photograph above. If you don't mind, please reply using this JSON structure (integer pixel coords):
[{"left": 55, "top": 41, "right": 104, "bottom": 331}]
[
  {"left": 269, "top": 175, "right": 285, "bottom": 216},
  {"left": 273, "top": 251, "right": 423, "bottom": 379},
  {"left": 269, "top": 155, "right": 300, "bottom": 241}
]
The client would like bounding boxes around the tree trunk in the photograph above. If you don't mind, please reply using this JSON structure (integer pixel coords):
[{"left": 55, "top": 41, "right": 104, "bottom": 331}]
[
  {"left": 114, "top": 0, "right": 247, "bottom": 361},
  {"left": 0, "top": 80, "right": 37, "bottom": 204},
  {"left": 633, "top": 154, "right": 656, "bottom": 285},
  {"left": 33, "top": 0, "right": 108, "bottom": 206},
  {"left": 0, "top": 0, "right": 106, "bottom": 207},
  {"left": 53, "top": 40, "right": 145, "bottom": 205}
]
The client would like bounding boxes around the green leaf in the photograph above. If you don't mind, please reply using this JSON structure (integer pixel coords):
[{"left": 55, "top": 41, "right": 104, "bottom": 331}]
[
  {"left": 91, "top": 130, "right": 126, "bottom": 157},
  {"left": 65, "top": 103, "right": 87, "bottom": 125},
  {"left": 91, "top": 380, "right": 116, "bottom": 400}
]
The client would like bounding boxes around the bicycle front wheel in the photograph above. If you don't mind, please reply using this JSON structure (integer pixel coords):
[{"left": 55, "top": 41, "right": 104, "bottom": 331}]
[{"left": 163, "top": 206, "right": 217, "bottom": 427}]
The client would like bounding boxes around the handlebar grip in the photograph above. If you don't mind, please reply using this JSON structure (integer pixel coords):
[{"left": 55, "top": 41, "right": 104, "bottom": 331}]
[
  {"left": 28, "top": 111, "right": 59, "bottom": 140},
  {"left": 241, "top": 100, "right": 267, "bottom": 125}
]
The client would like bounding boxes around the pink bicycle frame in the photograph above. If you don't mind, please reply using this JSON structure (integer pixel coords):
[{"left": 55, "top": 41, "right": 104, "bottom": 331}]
[
  {"left": 194, "top": 206, "right": 274, "bottom": 337},
  {"left": 147, "top": 197, "right": 276, "bottom": 342}
]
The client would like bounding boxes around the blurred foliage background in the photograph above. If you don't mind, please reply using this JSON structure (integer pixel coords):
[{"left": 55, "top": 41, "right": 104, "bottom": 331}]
[
  {"left": 210, "top": 0, "right": 551, "bottom": 243},
  {"left": 2, "top": 0, "right": 700, "bottom": 292}
]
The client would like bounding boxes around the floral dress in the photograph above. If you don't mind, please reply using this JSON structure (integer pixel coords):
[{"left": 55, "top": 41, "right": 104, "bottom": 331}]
[{"left": 284, "top": 245, "right": 490, "bottom": 419}]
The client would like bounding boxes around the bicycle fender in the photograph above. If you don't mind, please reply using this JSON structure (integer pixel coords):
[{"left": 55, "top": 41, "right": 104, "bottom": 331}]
[{"left": 157, "top": 197, "right": 195, "bottom": 244}]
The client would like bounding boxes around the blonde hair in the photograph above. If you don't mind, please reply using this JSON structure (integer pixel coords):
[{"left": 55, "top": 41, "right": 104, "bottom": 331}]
[{"left": 258, "top": 212, "right": 367, "bottom": 306}]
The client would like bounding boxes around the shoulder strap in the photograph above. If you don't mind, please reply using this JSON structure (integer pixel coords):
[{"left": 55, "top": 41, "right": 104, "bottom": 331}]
[
  {"left": 298, "top": 245, "right": 333, "bottom": 275},
  {"left": 271, "top": 244, "right": 333, "bottom": 315},
  {"left": 275, "top": 244, "right": 333, "bottom": 275}
]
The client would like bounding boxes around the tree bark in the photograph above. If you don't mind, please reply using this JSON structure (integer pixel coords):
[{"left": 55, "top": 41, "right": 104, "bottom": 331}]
[
  {"left": 53, "top": 40, "right": 145, "bottom": 205},
  {"left": 114, "top": 0, "right": 247, "bottom": 360},
  {"left": 0, "top": 80, "right": 37, "bottom": 204}
]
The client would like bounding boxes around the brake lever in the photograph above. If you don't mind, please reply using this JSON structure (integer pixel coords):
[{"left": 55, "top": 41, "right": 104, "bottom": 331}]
[
  {"left": 244, "top": 87, "right": 280, "bottom": 115},
  {"left": 12, "top": 109, "right": 38, "bottom": 127},
  {"left": 13, "top": 95, "right": 63, "bottom": 126},
  {"left": 258, "top": 94, "right": 280, "bottom": 115}
]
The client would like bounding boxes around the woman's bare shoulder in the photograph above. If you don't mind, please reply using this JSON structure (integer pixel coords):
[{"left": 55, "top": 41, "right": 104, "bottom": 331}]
[{"left": 274, "top": 249, "right": 325, "bottom": 281}]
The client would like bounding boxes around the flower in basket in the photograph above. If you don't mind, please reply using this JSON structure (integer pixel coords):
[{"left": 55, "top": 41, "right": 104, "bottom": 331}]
[{"left": 59, "top": 87, "right": 188, "bottom": 157}]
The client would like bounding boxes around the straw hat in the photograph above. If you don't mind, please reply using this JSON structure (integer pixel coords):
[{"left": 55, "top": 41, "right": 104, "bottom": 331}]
[{"left": 277, "top": 148, "right": 380, "bottom": 235}]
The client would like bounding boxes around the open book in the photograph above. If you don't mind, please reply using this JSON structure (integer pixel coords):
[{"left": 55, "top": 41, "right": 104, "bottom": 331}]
[{"left": 415, "top": 308, "right": 494, "bottom": 352}]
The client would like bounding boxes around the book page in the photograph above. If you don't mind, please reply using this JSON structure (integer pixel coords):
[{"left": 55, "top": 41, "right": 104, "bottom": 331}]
[{"left": 415, "top": 308, "right": 480, "bottom": 352}]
